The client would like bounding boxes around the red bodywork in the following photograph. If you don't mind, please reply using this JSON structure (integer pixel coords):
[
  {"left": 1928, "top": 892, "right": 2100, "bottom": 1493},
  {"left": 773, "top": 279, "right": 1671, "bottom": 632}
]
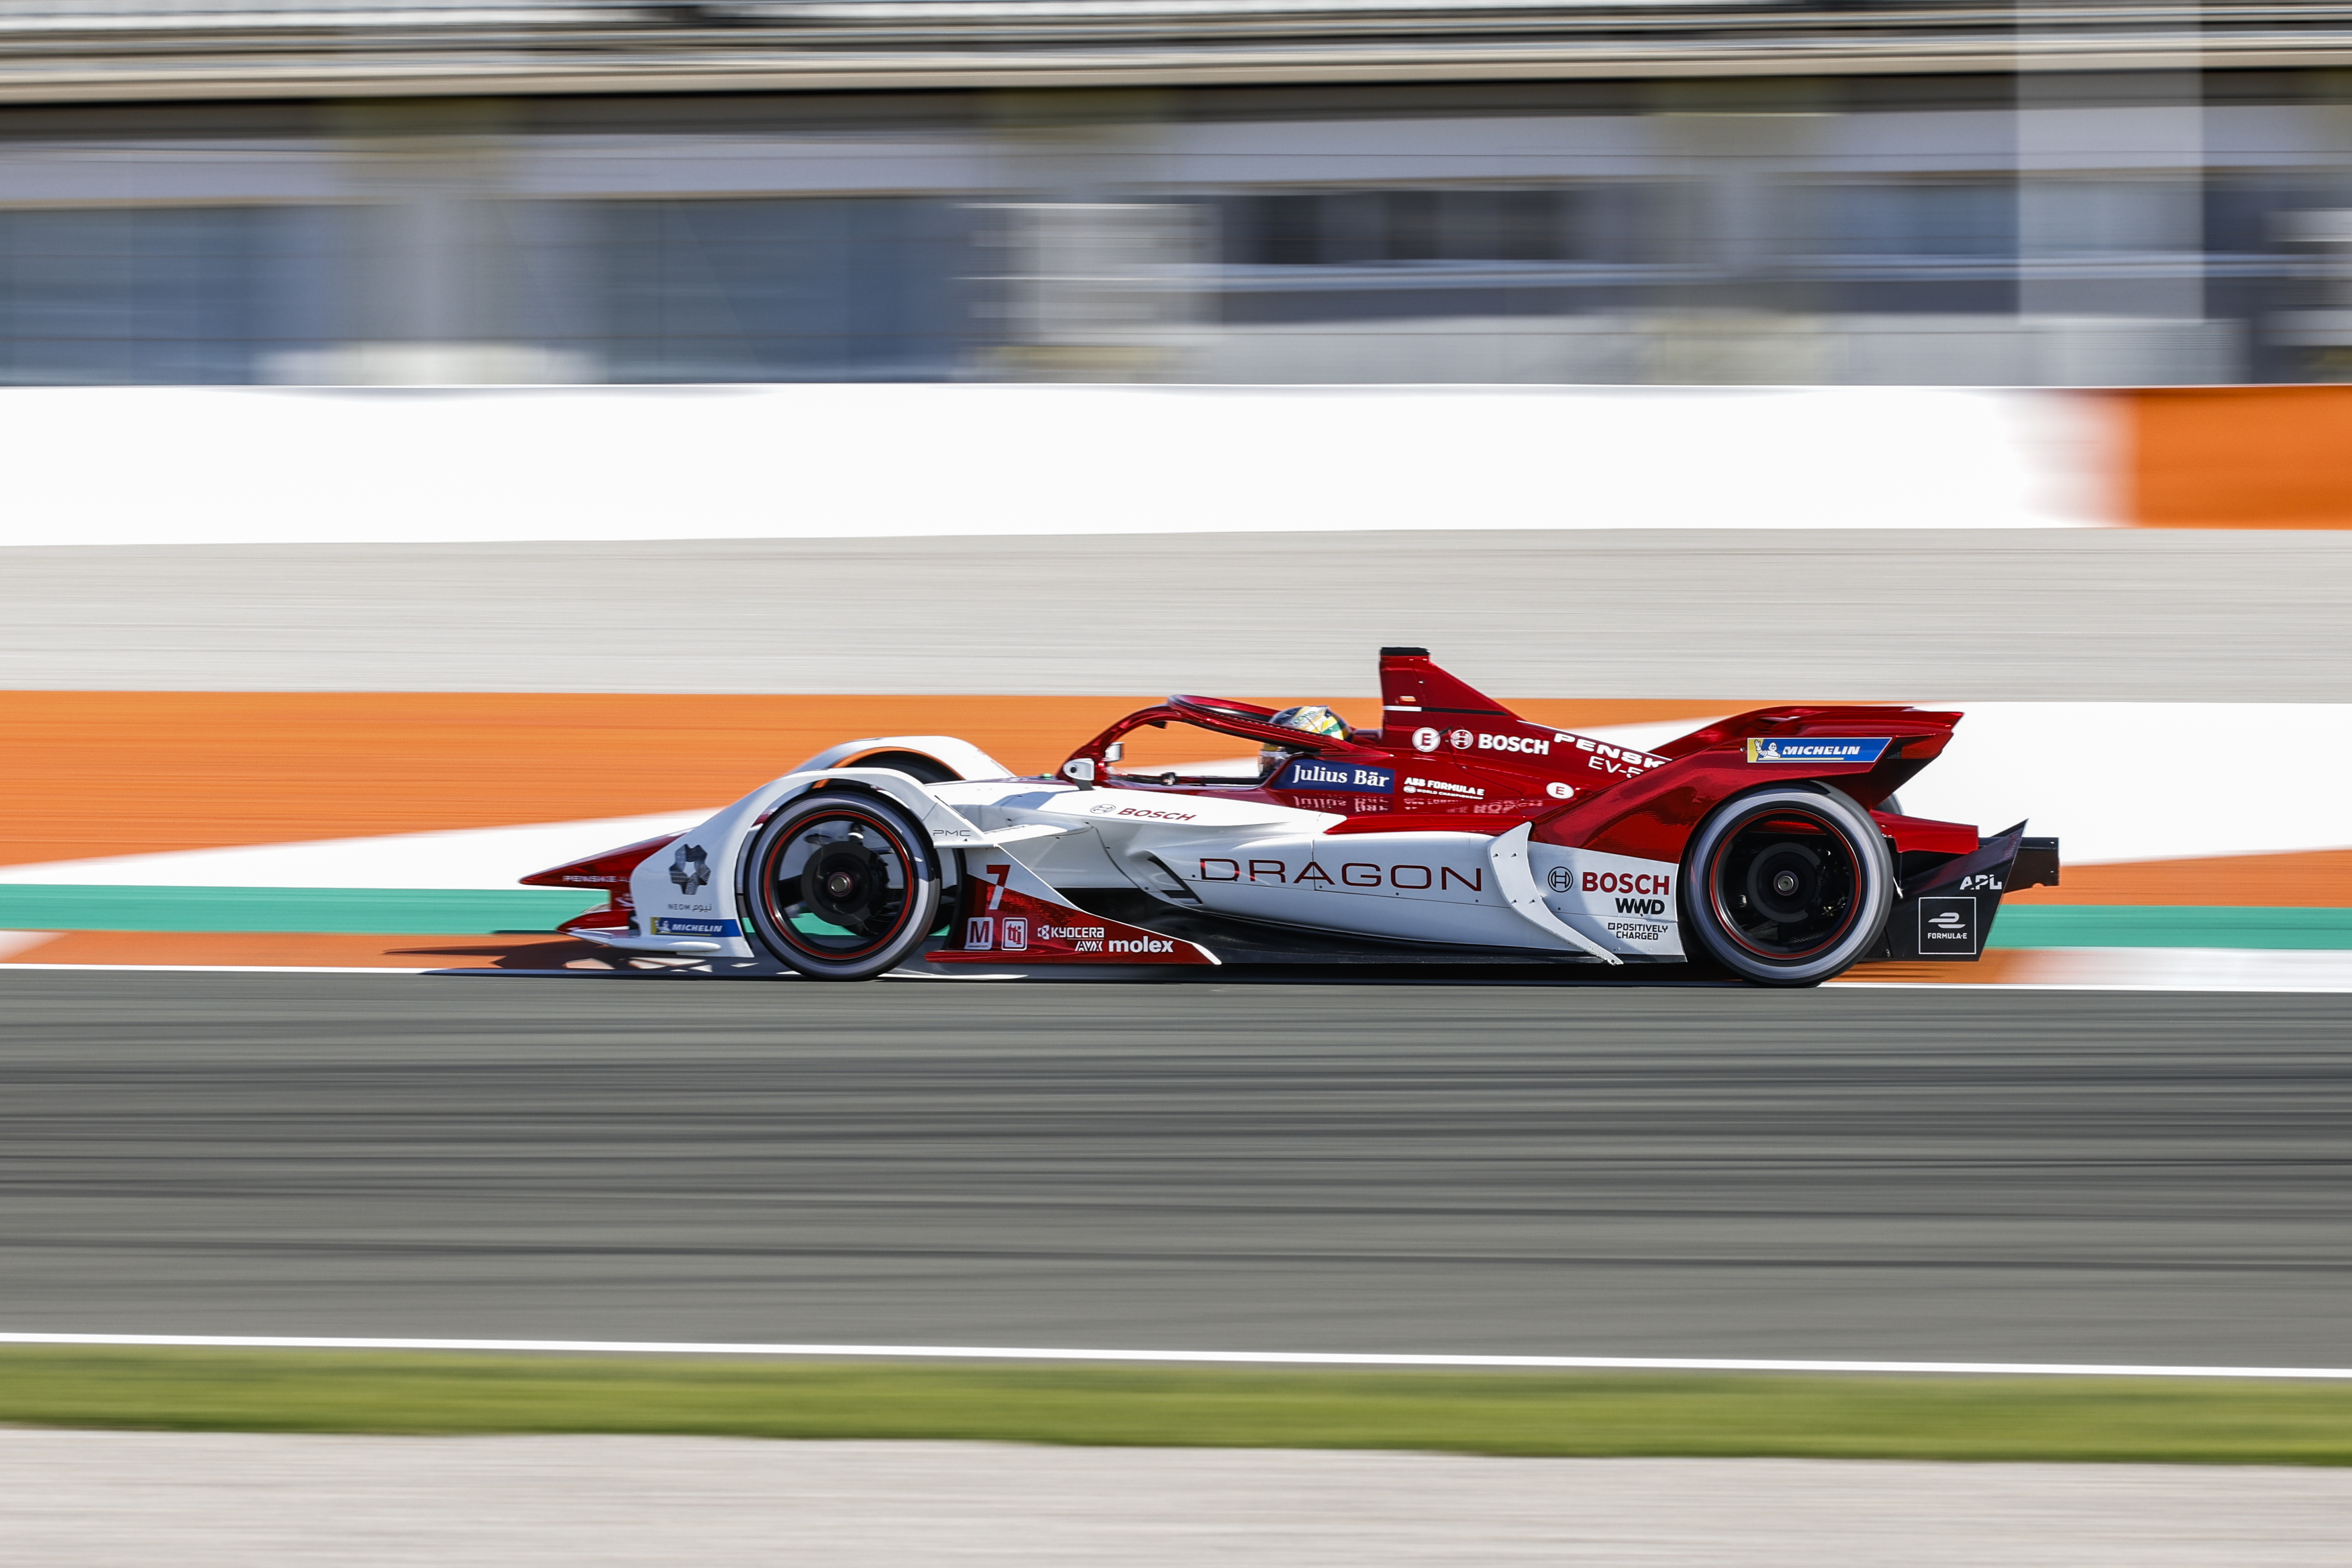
[
  {"left": 930, "top": 880, "right": 1211, "bottom": 966},
  {"left": 1057, "top": 649, "right": 1980, "bottom": 861},
  {"left": 520, "top": 831, "right": 672, "bottom": 938}
]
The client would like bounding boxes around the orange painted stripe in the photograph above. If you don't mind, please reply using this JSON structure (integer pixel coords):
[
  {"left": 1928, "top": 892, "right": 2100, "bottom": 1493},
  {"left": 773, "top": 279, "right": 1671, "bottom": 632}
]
[
  {"left": 2002, "top": 848, "right": 2352, "bottom": 908},
  {"left": 0, "top": 691, "right": 1735, "bottom": 867},
  {"left": 10, "top": 693, "right": 2346, "bottom": 910},
  {"left": 2125, "top": 384, "right": 2352, "bottom": 529},
  {"left": 1837, "top": 952, "right": 2049, "bottom": 984}
]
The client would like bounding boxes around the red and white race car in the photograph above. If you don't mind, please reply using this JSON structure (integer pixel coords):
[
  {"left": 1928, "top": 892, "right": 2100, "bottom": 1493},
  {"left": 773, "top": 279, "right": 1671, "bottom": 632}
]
[{"left": 525, "top": 648, "right": 2057, "bottom": 986}]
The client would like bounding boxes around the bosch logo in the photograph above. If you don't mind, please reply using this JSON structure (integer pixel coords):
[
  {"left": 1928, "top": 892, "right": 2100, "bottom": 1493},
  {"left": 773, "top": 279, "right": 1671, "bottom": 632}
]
[
  {"left": 1546, "top": 866, "right": 1574, "bottom": 893},
  {"left": 1476, "top": 733, "right": 1550, "bottom": 756},
  {"left": 1411, "top": 727, "right": 1442, "bottom": 754},
  {"left": 1448, "top": 729, "right": 1474, "bottom": 751},
  {"left": 1583, "top": 871, "right": 1672, "bottom": 895}
]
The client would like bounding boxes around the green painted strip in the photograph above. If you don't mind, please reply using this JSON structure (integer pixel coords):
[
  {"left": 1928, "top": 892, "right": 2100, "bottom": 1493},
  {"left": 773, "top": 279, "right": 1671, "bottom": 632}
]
[
  {"left": 1990, "top": 905, "right": 2352, "bottom": 951},
  {"left": 10, "top": 1350, "right": 2352, "bottom": 1463},
  {"left": 2, "top": 885, "right": 2347, "bottom": 950},
  {"left": 0, "top": 885, "right": 604, "bottom": 935}
]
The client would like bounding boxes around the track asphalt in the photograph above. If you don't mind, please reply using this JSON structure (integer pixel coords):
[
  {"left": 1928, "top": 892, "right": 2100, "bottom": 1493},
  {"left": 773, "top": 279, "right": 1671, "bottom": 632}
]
[{"left": 5, "top": 970, "right": 2350, "bottom": 1365}]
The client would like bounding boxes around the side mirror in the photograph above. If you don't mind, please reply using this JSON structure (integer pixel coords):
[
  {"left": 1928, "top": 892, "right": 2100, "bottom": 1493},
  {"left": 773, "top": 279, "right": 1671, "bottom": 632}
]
[
  {"left": 1062, "top": 758, "right": 1097, "bottom": 783},
  {"left": 1104, "top": 742, "right": 1125, "bottom": 763}
]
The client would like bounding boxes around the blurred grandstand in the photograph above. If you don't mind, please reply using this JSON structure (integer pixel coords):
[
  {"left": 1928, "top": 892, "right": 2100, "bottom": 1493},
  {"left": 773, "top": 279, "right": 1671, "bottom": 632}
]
[{"left": 0, "top": 0, "right": 2335, "bottom": 385}]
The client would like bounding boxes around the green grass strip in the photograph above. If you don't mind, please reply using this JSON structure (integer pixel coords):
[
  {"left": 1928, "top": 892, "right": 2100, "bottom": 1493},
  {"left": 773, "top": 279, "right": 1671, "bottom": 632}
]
[
  {"left": 1989, "top": 905, "right": 2352, "bottom": 951},
  {"left": 4, "top": 1350, "right": 2352, "bottom": 1464},
  {"left": 0, "top": 885, "right": 602, "bottom": 935}
]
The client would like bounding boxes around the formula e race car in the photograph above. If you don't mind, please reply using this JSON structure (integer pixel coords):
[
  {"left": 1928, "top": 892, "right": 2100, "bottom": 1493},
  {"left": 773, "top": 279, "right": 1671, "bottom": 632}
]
[{"left": 524, "top": 649, "right": 2059, "bottom": 986}]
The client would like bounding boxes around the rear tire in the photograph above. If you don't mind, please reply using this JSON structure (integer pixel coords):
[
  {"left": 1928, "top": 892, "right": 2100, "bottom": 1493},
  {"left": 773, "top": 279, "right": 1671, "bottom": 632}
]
[
  {"left": 1681, "top": 786, "right": 1893, "bottom": 986},
  {"left": 743, "top": 792, "right": 941, "bottom": 981}
]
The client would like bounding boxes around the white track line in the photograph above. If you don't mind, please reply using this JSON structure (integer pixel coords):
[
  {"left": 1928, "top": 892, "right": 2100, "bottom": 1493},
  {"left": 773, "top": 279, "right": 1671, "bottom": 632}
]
[
  {"left": 4, "top": 962, "right": 2349, "bottom": 992},
  {"left": 3, "top": 1333, "right": 2349, "bottom": 1380}
]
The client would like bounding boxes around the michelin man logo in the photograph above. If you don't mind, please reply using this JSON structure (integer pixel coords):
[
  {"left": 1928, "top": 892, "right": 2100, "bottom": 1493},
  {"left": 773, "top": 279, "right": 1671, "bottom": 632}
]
[{"left": 668, "top": 841, "right": 711, "bottom": 895}]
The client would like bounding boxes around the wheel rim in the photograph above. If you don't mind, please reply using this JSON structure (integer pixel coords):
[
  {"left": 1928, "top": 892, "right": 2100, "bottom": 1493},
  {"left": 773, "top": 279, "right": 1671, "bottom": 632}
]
[
  {"left": 756, "top": 804, "right": 920, "bottom": 962},
  {"left": 1705, "top": 803, "right": 1866, "bottom": 963}
]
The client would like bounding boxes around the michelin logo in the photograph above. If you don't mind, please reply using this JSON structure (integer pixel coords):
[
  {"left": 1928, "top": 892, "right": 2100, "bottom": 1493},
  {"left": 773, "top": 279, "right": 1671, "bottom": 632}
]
[
  {"left": 651, "top": 916, "right": 739, "bottom": 938},
  {"left": 1746, "top": 736, "right": 1892, "bottom": 765},
  {"left": 1276, "top": 759, "right": 1395, "bottom": 794}
]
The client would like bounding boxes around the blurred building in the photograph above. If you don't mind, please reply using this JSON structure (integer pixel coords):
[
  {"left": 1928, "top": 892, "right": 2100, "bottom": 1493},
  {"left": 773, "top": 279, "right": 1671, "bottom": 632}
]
[{"left": 0, "top": 0, "right": 2343, "bottom": 386}]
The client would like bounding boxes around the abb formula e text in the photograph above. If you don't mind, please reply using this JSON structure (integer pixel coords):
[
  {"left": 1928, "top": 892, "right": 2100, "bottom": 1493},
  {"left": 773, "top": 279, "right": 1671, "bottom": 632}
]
[{"left": 525, "top": 649, "right": 2058, "bottom": 986}]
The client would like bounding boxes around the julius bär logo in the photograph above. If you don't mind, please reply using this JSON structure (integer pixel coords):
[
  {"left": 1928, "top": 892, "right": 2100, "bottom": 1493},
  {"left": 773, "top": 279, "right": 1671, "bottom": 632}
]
[{"left": 1277, "top": 759, "right": 1396, "bottom": 794}]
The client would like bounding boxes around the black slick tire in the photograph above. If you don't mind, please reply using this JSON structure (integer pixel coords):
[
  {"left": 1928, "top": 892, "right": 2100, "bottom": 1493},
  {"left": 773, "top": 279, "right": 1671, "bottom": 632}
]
[
  {"left": 1681, "top": 785, "right": 1893, "bottom": 986},
  {"left": 743, "top": 791, "right": 942, "bottom": 981}
]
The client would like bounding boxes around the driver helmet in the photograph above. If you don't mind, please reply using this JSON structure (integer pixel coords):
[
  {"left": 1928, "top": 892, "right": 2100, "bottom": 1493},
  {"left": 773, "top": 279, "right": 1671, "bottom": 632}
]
[{"left": 1260, "top": 704, "right": 1351, "bottom": 771}]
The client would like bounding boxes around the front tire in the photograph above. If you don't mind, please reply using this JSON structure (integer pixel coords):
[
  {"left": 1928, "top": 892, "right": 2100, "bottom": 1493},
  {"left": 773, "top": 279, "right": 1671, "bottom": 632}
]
[
  {"left": 1681, "top": 786, "right": 1893, "bottom": 986},
  {"left": 743, "top": 792, "right": 941, "bottom": 981}
]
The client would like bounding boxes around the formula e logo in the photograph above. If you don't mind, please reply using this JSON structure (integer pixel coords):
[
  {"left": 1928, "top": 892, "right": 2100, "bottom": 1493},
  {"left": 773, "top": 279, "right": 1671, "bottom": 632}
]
[
  {"left": 1746, "top": 737, "right": 1892, "bottom": 765},
  {"left": 1918, "top": 896, "right": 1978, "bottom": 953},
  {"left": 1412, "top": 727, "right": 1442, "bottom": 754},
  {"left": 668, "top": 842, "right": 710, "bottom": 894}
]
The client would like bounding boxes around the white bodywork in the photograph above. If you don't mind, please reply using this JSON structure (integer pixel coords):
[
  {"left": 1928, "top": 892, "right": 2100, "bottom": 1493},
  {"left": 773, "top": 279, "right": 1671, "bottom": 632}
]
[{"left": 594, "top": 735, "right": 1684, "bottom": 962}]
